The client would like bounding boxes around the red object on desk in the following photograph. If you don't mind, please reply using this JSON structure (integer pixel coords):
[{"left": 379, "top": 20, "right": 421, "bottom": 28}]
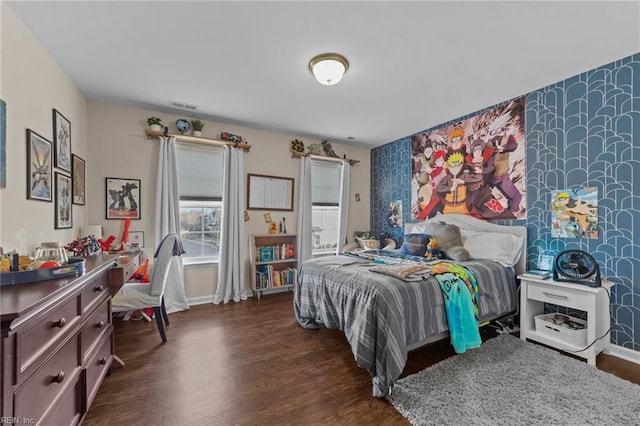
[
  {"left": 121, "top": 218, "right": 131, "bottom": 244},
  {"left": 99, "top": 235, "right": 116, "bottom": 252}
]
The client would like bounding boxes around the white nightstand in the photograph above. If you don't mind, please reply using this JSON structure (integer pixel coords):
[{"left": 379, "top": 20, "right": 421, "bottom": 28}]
[{"left": 519, "top": 275, "right": 614, "bottom": 365}]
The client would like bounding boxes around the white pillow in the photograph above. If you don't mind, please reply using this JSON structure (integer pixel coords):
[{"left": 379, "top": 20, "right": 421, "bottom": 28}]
[{"left": 460, "top": 229, "right": 524, "bottom": 267}]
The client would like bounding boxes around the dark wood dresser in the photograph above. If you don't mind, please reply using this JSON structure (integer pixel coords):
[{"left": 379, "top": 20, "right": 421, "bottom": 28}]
[{"left": 1, "top": 255, "right": 121, "bottom": 425}]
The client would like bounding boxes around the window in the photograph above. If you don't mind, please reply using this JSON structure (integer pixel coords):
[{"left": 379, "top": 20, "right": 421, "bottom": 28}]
[
  {"left": 179, "top": 200, "right": 222, "bottom": 260},
  {"left": 312, "top": 205, "right": 339, "bottom": 254},
  {"left": 311, "top": 161, "right": 341, "bottom": 255},
  {"left": 176, "top": 143, "right": 224, "bottom": 263}
]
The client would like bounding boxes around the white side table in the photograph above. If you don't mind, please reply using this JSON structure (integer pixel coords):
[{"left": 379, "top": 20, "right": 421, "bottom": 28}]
[{"left": 519, "top": 275, "right": 614, "bottom": 365}]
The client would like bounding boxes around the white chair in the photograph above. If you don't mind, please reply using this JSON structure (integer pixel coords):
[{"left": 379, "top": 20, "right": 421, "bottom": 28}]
[{"left": 111, "top": 234, "right": 185, "bottom": 343}]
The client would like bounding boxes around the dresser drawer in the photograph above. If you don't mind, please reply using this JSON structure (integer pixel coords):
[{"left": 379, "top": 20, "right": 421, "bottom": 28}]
[
  {"left": 85, "top": 331, "right": 113, "bottom": 409},
  {"left": 36, "top": 378, "right": 81, "bottom": 426},
  {"left": 80, "top": 299, "right": 111, "bottom": 363},
  {"left": 526, "top": 282, "right": 588, "bottom": 310},
  {"left": 79, "top": 269, "right": 110, "bottom": 315},
  {"left": 17, "top": 295, "right": 81, "bottom": 382},
  {"left": 14, "top": 334, "right": 81, "bottom": 424}
]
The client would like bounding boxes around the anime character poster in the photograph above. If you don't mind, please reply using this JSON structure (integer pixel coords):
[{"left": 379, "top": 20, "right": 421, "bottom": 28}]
[
  {"left": 550, "top": 188, "right": 598, "bottom": 239},
  {"left": 411, "top": 97, "right": 526, "bottom": 221},
  {"left": 388, "top": 200, "right": 402, "bottom": 228}
]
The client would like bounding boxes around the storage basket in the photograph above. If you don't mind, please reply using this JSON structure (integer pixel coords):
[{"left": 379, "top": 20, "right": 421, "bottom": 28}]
[{"left": 534, "top": 312, "right": 587, "bottom": 347}]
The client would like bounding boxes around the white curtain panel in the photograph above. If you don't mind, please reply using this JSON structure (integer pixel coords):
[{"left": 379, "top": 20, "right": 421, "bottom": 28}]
[
  {"left": 214, "top": 146, "right": 248, "bottom": 304},
  {"left": 296, "top": 156, "right": 313, "bottom": 263},
  {"left": 336, "top": 162, "right": 351, "bottom": 255},
  {"left": 154, "top": 136, "right": 189, "bottom": 313}
]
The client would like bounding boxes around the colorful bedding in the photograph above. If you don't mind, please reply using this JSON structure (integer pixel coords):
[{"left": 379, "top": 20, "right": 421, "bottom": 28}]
[{"left": 293, "top": 252, "right": 517, "bottom": 397}]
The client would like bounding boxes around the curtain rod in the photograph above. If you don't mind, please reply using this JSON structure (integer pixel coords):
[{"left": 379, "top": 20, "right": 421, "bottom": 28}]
[
  {"left": 145, "top": 129, "right": 251, "bottom": 152},
  {"left": 291, "top": 151, "right": 359, "bottom": 165}
]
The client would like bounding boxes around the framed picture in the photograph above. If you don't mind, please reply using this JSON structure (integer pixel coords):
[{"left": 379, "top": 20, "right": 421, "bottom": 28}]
[
  {"left": 26, "top": 129, "right": 53, "bottom": 202},
  {"left": 106, "top": 177, "right": 141, "bottom": 219},
  {"left": 247, "top": 173, "right": 294, "bottom": 211},
  {"left": 128, "top": 231, "right": 145, "bottom": 248},
  {"left": 72, "top": 154, "right": 86, "bottom": 205},
  {"left": 53, "top": 109, "right": 71, "bottom": 172},
  {"left": 55, "top": 172, "right": 72, "bottom": 229}
]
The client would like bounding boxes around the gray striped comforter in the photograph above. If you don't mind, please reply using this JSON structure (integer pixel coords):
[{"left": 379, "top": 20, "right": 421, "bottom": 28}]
[{"left": 293, "top": 254, "right": 517, "bottom": 397}]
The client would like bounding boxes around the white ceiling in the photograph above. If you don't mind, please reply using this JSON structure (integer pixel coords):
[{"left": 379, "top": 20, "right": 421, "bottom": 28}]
[{"left": 7, "top": 1, "right": 640, "bottom": 148}]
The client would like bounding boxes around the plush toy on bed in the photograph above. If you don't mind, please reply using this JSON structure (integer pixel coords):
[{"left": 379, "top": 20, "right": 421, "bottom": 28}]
[
  {"left": 425, "top": 237, "right": 446, "bottom": 259},
  {"left": 418, "top": 221, "right": 470, "bottom": 262}
]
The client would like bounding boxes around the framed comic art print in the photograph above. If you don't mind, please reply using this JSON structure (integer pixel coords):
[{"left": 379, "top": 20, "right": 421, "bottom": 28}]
[
  {"left": 55, "top": 172, "right": 72, "bottom": 229},
  {"left": 72, "top": 154, "right": 86, "bottom": 205},
  {"left": 26, "top": 129, "right": 53, "bottom": 202},
  {"left": 106, "top": 177, "right": 141, "bottom": 219},
  {"left": 53, "top": 109, "right": 71, "bottom": 172}
]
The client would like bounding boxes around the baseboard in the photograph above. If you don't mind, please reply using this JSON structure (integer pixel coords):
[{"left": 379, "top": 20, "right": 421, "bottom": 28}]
[
  {"left": 187, "top": 296, "right": 213, "bottom": 306},
  {"left": 187, "top": 293, "right": 256, "bottom": 306},
  {"left": 605, "top": 343, "right": 640, "bottom": 365}
]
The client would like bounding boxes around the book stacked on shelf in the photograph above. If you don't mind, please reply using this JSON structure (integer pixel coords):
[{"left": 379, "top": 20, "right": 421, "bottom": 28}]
[
  {"left": 521, "top": 269, "right": 551, "bottom": 279},
  {"left": 255, "top": 265, "right": 298, "bottom": 289},
  {"left": 255, "top": 243, "right": 296, "bottom": 262}
]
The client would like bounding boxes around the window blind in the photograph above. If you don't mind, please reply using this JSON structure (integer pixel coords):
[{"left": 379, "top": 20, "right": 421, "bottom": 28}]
[
  {"left": 176, "top": 143, "right": 224, "bottom": 200},
  {"left": 311, "top": 160, "right": 339, "bottom": 205}
]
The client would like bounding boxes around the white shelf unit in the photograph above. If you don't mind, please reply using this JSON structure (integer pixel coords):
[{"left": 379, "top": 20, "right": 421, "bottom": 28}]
[
  {"left": 250, "top": 233, "right": 297, "bottom": 300},
  {"left": 519, "top": 275, "right": 614, "bottom": 365}
]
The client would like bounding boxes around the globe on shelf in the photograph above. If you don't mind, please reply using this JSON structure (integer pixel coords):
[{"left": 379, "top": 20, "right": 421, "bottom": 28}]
[{"left": 176, "top": 118, "right": 190, "bottom": 134}]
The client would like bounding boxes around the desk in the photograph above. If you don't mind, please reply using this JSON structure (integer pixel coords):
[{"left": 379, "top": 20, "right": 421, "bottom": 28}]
[
  {"left": 109, "top": 251, "right": 144, "bottom": 296},
  {"left": 108, "top": 251, "right": 144, "bottom": 369}
]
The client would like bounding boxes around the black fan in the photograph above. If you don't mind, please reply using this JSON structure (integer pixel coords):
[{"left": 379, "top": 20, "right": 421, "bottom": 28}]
[{"left": 553, "top": 250, "right": 601, "bottom": 287}]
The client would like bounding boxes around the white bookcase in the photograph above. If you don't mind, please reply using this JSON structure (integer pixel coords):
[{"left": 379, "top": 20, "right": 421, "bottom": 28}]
[{"left": 250, "top": 233, "right": 297, "bottom": 300}]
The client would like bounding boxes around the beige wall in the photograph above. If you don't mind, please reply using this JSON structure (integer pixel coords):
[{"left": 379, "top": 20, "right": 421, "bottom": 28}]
[
  {"left": 1, "top": 3, "right": 371, "bottom": 300},
  {"left": 0, "top": 3, "right": 88, "bottom": 253},
  {"left": 88, "top": 101, "right": 371, "bottom": 299}
]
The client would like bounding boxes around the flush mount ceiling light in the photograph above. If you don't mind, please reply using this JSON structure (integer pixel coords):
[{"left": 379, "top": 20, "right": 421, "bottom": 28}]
[{"left": 308, "top": 53, "right": 349, "bottom": 86}]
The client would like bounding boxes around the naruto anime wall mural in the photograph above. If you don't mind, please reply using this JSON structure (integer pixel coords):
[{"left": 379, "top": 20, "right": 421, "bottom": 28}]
[{"left": 411, "top": 97, "right": 526, "bottom": 221}]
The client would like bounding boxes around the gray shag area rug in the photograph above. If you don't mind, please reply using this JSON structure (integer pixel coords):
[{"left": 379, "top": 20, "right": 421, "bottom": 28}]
[{"left": 388, "top": 334, "right": 640, "bottom": 425}]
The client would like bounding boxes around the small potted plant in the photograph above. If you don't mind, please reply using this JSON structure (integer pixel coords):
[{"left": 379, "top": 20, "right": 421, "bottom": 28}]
[
  {"left": 147, "top": 116, "right": 163, "bottom": 132},
  {"left": 191, "top": 119, "right": 204, "bottom": 137}
]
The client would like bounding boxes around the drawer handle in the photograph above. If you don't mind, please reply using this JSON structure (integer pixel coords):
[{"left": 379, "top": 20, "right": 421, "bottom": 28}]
[
  {"left": 94, "top": 284, "right": 104, "bottom": 292},
  {"left": 96, "top": 320, "right": 105, "bottom": 329},
  {"left": 99, "top": 357, "right": 108, "bottom": 365},
  {"left": 542, "top": 292, "right": 569, "bottom": 300},
  {"left": 52, "top": 371, "right": 65, "bottom": 383},
  {"left": 53, "top": 318, "right": 67, "bottom": 328}
]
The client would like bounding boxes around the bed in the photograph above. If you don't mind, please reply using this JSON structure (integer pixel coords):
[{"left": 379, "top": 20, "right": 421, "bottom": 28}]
[{"left": 293, "top": 214, "right": 526, "bottom": 397}]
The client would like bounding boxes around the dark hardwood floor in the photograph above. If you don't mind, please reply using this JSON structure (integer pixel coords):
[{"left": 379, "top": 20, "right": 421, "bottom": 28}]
[{"left": 83, "top": 292, "right": 640, "bottom": 426}]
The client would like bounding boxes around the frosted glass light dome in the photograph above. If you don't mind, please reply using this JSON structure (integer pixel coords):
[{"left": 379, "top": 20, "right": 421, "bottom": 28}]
[{"left": 308, "top": 53, "right": 349, "bottom": 86}]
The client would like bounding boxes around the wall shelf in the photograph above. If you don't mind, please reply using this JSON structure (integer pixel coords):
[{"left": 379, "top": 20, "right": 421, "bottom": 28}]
[
  {"left": 291, "top": 151, "right": 359, "bottom": 165},
  {"left": 145, "top": 129, "right": 251, "bottom": 151}
]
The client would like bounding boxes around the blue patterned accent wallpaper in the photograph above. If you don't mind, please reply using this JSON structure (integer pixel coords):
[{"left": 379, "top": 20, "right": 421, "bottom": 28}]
[{"left": 371, "top": 53, "right": 639, "bottom": 351}]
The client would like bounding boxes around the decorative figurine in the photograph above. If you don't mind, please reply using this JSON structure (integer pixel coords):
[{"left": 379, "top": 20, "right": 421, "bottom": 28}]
[
  {"left": 269, "top": 221, "right": 278, "bottom": 234},
  {"left": 322, "top": 140, "right": 339, "bottom": 157},
  {"left": 220, "top": 131, "right": 247, "bottom": 144},
  {"left": 290, "top": 139, "right": 305, "bottom": 153},
  {"left": 307, "top": 143, "right": 322, "bottom": 155}
]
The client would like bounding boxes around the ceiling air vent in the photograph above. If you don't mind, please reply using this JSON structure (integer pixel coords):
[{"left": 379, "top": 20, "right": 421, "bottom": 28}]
[{"left": 170, "top": 101, "right": 198, "bottom": 111}]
